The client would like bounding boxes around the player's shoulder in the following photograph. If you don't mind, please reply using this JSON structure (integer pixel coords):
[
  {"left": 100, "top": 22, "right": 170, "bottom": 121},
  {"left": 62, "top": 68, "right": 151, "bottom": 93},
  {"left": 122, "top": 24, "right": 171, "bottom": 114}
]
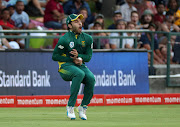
[
  {"left": 59, "top": 33, "right": 70, "bottom": 41},
  {"left": 57, "top": 33, "right": 69, "bottom": 46},
  {"left": 81, "top": 32, "right": 93, "bottom": 42},
  {"left": 82, "top": 32, "right": 92, "bottom": 38}
]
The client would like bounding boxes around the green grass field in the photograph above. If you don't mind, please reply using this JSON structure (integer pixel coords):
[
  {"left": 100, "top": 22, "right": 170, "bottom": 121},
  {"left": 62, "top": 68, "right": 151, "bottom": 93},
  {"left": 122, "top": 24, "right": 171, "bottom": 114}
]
[{"left": 0, "top": 105, "right": 180, "bottom": 127}]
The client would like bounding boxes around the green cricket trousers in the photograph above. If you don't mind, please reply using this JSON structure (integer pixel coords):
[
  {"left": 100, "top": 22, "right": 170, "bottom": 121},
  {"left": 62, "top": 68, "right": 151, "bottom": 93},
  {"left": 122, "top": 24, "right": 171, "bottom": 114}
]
[{"left": 59, "top": 64, "right": 95, "bottom": 107}]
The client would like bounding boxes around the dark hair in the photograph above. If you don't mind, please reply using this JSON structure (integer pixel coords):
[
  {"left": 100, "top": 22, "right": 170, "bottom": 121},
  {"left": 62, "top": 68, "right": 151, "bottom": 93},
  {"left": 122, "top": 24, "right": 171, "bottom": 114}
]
[
  {"left": 126, "top": 21, "right": 136, "bottom": 27},
  {"left": 131, "top": 11, "right": 138, "bottom": 17},
  {"left": 140, "top": 14, "right": 154, "bottom": 25},
  {"left": 16, "top": 0, "right": 24, "bottom": 5},
  {"left": 79, "top": 7, "right": 88, "bottom": 13},
  {"left": 115, "top": 19, "right": 126, "bottom": 26},
  {"left": 73, "top": 0, "right": 84, "bottom": 4},
  {"left": 94, "top": 21, "right": 103, "bottom": 27},
  {"left": 167, "top": 0, "right": 179, "bottom": 11},
  {"left": 1, "top": 8, "right": 10, "bottom": 14},
  {"left": 94, "top": 14, "right": 104, "bottom": 28},
  {"left": 165, "top": 10, "right": 175, "bottom": 23},
  {"left": 156, "top": 2, "right": 165, "bottom": 8},
  {"left": 67, "top": 22, "right": 72, "bottom": 30}
]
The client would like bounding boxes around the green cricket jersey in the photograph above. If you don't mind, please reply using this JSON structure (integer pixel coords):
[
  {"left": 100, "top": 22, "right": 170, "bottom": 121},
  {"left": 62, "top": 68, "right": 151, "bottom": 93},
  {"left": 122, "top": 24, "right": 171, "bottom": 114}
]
[{"left": 52, "top": 31, "right": 93, "bottom": 70}]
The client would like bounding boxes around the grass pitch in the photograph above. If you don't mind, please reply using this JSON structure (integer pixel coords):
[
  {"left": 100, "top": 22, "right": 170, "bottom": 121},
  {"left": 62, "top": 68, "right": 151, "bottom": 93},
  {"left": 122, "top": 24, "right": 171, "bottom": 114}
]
[{"left": 0, "top": 105, "right": 180, "bottom": 127}]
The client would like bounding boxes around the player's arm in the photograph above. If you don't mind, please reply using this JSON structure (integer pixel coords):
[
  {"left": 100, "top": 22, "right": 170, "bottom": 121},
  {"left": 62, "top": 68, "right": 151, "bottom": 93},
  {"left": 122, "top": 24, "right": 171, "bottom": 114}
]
[
  {"left": 78, "top": 36, "right": 93, "bottom": 62},
  {"left": 52, "top": 38, "right": 73, "bottom": 62}
]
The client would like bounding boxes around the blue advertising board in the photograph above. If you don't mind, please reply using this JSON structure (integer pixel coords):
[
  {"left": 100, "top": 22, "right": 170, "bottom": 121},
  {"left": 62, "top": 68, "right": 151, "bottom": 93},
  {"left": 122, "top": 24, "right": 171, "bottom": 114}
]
[{"left": 0, "top": 50, "right": 149, "bottom": 95}]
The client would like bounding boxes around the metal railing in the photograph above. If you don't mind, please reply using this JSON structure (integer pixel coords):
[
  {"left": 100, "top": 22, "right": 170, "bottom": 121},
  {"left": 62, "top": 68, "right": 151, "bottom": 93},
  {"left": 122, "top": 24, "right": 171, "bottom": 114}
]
[
  {"left": 0, "top": 29, "right": 179, "bottom": 86},
  {"left": 166, "top": 32, "right": 180, "bottom": 87}
]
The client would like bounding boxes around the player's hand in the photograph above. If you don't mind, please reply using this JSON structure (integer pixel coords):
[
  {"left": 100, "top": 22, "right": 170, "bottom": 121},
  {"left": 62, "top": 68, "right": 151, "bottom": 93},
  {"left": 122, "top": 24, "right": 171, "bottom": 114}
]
[
  {"left": 70, "top": 49, "right": 78, "bottom": 59},
  {"left": 73, "top": 57, "right": 82, "bottom": 66}
]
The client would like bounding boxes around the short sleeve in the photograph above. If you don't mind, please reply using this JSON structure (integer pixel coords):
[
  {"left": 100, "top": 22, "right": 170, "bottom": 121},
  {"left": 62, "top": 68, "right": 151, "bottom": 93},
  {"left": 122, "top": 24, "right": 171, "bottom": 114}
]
[{"left": 22, "top": 12, "right": 29, "bottom": 26}]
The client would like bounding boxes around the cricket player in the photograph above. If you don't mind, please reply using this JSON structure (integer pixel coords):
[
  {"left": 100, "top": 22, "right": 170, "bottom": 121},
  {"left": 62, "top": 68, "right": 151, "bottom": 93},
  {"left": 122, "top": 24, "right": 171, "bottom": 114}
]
[{"left": 52, "top": 14, "right": 95, "bottom": 120}]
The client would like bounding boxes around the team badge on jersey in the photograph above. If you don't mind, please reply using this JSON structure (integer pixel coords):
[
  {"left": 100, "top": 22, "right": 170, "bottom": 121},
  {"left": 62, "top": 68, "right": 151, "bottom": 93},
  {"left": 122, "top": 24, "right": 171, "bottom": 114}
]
[
  {"left": 81, "top": 41, "right": 85, "bottom": 47},
  {"left": 69, "top": 42, "right": 74, "bottom": 48}
]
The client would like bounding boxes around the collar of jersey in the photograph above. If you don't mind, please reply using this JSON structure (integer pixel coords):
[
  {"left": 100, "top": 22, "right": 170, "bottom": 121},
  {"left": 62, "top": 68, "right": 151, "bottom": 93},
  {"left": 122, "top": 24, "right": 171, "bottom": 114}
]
[{"left": 69, "top": 30, "right": 81, "bottom": 39}]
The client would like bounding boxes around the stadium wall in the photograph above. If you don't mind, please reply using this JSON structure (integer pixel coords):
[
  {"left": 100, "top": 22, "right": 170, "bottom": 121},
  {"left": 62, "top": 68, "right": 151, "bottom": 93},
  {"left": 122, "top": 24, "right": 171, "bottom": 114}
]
[
  {"left": 1, "top": 50, "right": 180, "bottom": 107},
  {"left": 0, "top": 50, "right": 149, "bottom": 95},
  {"left": 149, "top": 65, "right": 180, "bottom": 93},
  {"left": 1, "top": 93, "right": 180, "bottom": 107}
]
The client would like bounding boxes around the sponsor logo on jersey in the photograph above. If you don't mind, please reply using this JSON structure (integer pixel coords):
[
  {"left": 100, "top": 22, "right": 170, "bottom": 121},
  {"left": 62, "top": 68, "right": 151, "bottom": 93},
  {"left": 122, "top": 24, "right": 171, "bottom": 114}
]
[
  {"left": 58, "top": 45, "right": 64, "bottom": 49},
  {"left": 69, "top": 42, "right": 74, "bottom": 48}
]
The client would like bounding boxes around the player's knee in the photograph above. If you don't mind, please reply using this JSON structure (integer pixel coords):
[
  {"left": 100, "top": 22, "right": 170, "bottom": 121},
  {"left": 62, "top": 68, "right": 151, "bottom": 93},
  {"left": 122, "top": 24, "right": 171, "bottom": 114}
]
[
  {"left": 87, "top": 74, "right": 95, "bottom": 84},
  {"left": 76, "top": 71, "right": 85, "bottom": 79}
]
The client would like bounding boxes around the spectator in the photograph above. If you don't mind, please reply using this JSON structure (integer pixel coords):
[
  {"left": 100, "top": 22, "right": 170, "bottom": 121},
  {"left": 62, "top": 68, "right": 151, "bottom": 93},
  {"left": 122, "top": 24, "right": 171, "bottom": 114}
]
[
  {"left": 116, "top": 0, "right": 125, "bottom": 6},
  {"left": 63, "top": 0, "right": 91, "bottom": 15},
  {"left": 4, "top": 29, "right": 23, "bottom": 48},
  {"left": 109, "top": 19, "right": 126, "bottom": 49},
  {"left": 122, "top": 22, "right": 136, "bottom": 49},
  {"left": 135, "top": 0, "right": 157, "bottom": 18},
  {"left": 0, "top": 26, "right": 20, "bottom": 49},
  {"left": 115, "top": 0, "right": 126, "bottom": 10},
  {"left": 167, "top": 0, "right": 180, "bottom": 26},
  {"left": 94, "top": 0, "right": 103, "bottom": 13},
  {"left": 158, "top": 15, "right": 178, "bottom": 64},
  {"left": 130, "top": 11, "right": 141, "bottom": 28},
  {"left": 0, "top": 40, "right": 20, "bottom": 49},
  {"left": 154, "top": 2, "right": 166, "bottom": 28},
  {"left": 1, "top": 0, "right": 8, "bottom": 7},
  {"left": 0, "top": 8, "right": 15, "bottom": 30},
  {"left": 0, "top": 0, "right": 5, "bottom": 14},
  {"left": 63, "top": 0, "right": 93, "bottom": 23},
  {"left": 93, "top": 21, "right": 110, "bottom": 49},
  {"left": 108, "top": 10, "right": 122, "bottom": 29},
  {"left": 130, "top": 11, "right": 142, "bottom": 41},
  {"left": 86, "top": 0, "right": 102, "bottom": 13},
  {"left": 139, "top": 23, "right": 165, "bottom": 64},
  {"left": 10, "top": 1, "right": 30, "bottom": 49},
  {"left": 0, "top": 40, "right": 10, "bottom": 49},
  {"left": 159, "top": 11, "right": 180, "bottom": 44},
  {"left": 158, "top": 10, "right": 180, "bottom": 59},
  {"left": 7, "top": 0, "right": 45, "bottom": 16},
  {"left": 140, "top": 9, "right": 154, "bottom": 29},
  {"left": 0, "top": 37, "right": 12, "bottom": 49},
  {"left": 117, "top": 0, "right": 137, "bottom": 22},
  {"left": 88, "top": 13, "right": 104, "bottom": 29},
  {"left": 61, "top": 18, "right": 68, "bottom": 30},
  {"left": 153, "top": 0, "right": 167, "bottom": 7},
  {"left": 79, "top": 7, "right": 88, "bottom": 29},
  {"left": 44, "top": 0, "right": 64, "bottom": 29},
  {"left": 52, "top": 18, "right": 67, "bottom": 49},
  {"left": 11, "top": 1, "right": 29, "bottom": 29},
  {"left": 162, "top": 10, "right": 180, "bottom": 32},
  {"left": 6, "top": 4, "right": 15, "bottom": 16}
]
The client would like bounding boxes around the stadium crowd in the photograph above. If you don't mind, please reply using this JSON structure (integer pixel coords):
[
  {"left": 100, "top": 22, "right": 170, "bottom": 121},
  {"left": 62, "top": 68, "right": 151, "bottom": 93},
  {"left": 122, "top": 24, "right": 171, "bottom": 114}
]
[{"left": 0, "top": 0, "right": 180, "bottom": 64}]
